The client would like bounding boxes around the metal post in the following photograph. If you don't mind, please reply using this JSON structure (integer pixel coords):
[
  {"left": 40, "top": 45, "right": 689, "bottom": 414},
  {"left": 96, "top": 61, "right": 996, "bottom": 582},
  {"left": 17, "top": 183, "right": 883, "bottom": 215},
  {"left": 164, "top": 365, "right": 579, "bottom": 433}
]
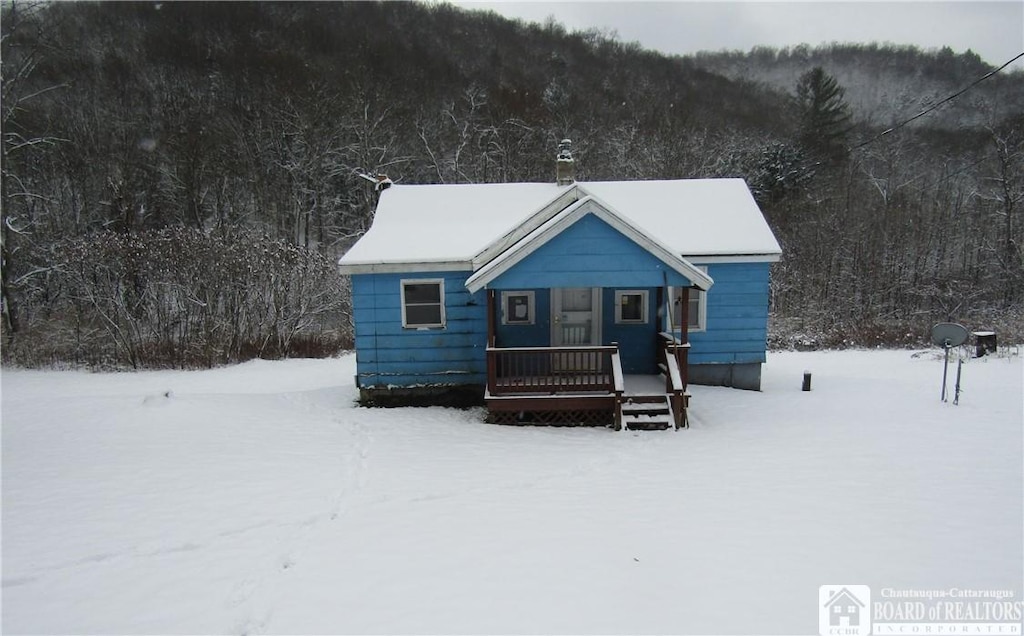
[
  {"left": 954, "top": 357, "right": 963, "bottom": 405},
  {"left": 941, "top": 342, "right": 950, "bottom": 402}
]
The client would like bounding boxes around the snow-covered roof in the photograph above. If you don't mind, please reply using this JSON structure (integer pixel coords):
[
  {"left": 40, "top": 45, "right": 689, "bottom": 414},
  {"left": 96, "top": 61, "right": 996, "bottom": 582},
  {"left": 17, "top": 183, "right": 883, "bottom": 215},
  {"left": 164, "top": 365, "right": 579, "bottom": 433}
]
[
  {"left": 338, "top": 179, "right": 781, "bottom": 273},
  {"left": 580, "top": 180, "right": 781, "bottom": 259}
]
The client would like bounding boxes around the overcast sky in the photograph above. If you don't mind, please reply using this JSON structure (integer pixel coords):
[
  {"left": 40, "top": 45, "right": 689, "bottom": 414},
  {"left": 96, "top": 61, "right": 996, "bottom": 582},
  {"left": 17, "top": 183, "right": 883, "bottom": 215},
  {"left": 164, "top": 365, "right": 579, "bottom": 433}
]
[{"left": 450, "top": 1, "right": 1024, "bottom": 70}]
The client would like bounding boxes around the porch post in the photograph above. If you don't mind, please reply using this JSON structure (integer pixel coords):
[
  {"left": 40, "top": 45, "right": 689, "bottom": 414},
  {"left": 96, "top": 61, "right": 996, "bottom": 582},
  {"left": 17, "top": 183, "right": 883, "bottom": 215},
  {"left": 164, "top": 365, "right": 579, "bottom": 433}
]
[
  {"left": 486, "top": 289, "right": 497, "bottom": 394},
  {"left": 487, "top": 289, "right": 496, "bottom": 348},
  {"left": 679, "top": 287, "right": 690, "bottom": 389},
  {"left": 679, "top": 287, "right": 689, "bottom": 345}
]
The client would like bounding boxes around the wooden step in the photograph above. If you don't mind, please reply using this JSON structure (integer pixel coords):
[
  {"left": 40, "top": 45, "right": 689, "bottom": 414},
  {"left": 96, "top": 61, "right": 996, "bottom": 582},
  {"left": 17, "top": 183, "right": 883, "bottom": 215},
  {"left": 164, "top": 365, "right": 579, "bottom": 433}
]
[
  {"left": 622, "top": 403, "right": 670, "bottom": 415},
  {"left": 623, "top": 394, "right": 668, "bottom": 404},
  {"left": 621, "top": 395, "right": 673, "bottom": 431},
  {"left": 623, "top": 416, "right": 672, "bottom": 431}
]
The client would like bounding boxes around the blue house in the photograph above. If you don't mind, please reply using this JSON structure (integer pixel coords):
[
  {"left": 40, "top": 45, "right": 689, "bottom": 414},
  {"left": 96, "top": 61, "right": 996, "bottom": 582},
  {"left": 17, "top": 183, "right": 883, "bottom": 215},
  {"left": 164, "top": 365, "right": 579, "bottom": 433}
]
[{"left": 338, "top": 147, "right": 781, "bottom": 429}]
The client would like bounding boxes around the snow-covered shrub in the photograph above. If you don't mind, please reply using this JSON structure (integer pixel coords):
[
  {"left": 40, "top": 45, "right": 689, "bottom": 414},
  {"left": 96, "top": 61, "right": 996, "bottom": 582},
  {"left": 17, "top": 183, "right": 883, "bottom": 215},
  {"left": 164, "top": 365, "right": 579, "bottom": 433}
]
[{"left": 3, "top": 228, "right": 352, "bottom": 369}]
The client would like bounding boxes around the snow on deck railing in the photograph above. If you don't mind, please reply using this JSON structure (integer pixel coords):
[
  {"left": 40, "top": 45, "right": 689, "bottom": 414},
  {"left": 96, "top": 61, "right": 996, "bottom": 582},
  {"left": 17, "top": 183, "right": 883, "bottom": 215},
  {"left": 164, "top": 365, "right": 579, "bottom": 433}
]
[{"left": 610, "top": 348, "right": 625, "bottom": 394}]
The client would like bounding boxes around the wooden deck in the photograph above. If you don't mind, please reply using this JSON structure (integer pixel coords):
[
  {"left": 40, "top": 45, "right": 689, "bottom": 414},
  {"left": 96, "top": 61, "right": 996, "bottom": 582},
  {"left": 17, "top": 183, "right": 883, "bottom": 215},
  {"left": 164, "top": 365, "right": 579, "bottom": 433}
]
[{"left": 485, "top": 336, "right": 690, "bottom": 429}]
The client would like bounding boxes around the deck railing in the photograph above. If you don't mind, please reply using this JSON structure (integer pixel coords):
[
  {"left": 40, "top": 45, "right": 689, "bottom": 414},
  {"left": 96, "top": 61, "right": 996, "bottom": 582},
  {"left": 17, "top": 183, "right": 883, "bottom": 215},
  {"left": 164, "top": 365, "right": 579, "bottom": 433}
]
[
  {"left": 658, "top": 332, "right": 690, "bottom": 429},
  {"left": 486, "top": 345, "right": 620, "bottom": 395}
]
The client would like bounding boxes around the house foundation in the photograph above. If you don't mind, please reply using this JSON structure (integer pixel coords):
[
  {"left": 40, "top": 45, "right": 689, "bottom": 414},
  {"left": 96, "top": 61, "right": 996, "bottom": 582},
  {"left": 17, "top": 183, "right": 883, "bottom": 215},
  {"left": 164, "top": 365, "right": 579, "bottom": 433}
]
[
  {"left": 689, "top": 362, "right": 763, "bottom": 391},
  {"left": 357, "top": 383, "right": 485, "bottom": 408}
]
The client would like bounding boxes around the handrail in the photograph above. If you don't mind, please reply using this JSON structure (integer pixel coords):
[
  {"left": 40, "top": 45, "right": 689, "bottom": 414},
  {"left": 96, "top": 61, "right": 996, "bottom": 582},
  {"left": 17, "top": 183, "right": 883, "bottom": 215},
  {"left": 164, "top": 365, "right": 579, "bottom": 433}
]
[
  {"left": 665, "top": 352, "right": 683, "bottom": 390},
  {"left": 658, "top": 332, "right": 690, "bottom": 430},
  {"left": 486, "top": 345, "right": 617, "bottom": 353},
  {"left": 664, "top": 354, "right": 687, "bottom": 430},
  {"left": 658, "top": 331, "right": 691, "bottom": 348},
  {"left": 610, "top": 348, "right": 625, "bottom": 431}
]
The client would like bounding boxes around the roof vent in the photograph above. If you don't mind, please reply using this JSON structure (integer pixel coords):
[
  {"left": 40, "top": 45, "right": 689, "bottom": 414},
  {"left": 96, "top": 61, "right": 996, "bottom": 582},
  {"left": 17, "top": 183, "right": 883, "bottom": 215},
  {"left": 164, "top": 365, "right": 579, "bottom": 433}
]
[{"left": 556, "top": 139, "right": 575, "bottom": 186}]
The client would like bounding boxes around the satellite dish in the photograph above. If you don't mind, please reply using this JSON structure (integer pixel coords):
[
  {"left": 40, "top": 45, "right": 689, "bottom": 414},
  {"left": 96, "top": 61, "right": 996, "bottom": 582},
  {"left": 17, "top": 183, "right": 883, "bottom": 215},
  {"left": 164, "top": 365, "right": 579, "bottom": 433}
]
[{"left": 931, "top": 322, "right": 969, "bottom": 348}]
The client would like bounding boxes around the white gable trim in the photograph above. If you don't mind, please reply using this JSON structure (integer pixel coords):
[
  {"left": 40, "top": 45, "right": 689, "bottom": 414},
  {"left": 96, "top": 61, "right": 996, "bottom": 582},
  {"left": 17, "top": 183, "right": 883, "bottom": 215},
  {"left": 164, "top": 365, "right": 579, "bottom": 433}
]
[
  {"left": 465, "top": 196, "right": 714, "bottom": 294},
  {"left": 686, "top": 253, "right": 782, "bottom": 264},
  {"left": 337, "top": 260, "right": 473, "bottom": 275},
  {"left": 471, "top": 185, "right": 582, "bottom": 268}
]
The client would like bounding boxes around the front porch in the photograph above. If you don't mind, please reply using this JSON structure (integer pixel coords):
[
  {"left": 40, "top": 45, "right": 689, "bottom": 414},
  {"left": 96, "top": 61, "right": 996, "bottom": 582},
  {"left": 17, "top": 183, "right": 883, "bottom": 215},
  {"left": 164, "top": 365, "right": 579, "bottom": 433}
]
[
  {"left": 464, "top": 201, "right": 713, "bottom": 428},
  {"left": 484, "top": 331, "right": 692, "bottom": 430}
]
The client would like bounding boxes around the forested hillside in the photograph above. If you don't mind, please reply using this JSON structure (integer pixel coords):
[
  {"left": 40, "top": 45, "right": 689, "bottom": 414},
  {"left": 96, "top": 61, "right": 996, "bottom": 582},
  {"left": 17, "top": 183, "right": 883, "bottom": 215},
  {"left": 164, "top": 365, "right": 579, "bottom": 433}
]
[
  {"left": 2, "top": 0, "right": 1022, "bottom": 367},
  {"left": 695, "top": 44, "right": 1023, "bottom": 128}
]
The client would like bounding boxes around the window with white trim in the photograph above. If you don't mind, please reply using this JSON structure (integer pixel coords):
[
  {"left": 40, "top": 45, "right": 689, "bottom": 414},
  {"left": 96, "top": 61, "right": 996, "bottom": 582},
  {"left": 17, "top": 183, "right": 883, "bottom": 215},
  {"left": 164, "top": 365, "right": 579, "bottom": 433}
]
[
  {"left": 615, "top": 290, "right": 648, "bottom": 324},
  {"left": 501, "top": 290, "right": 535, "bottom": 325},
  {"left": 671, "top": 267, "right": 708, "bottom": 332},
  {"left": 401, "top": 279, "right": 445, "bottom": 329},
  {"left": 671, "top": 286, "right": 706, "bottom": 332}
]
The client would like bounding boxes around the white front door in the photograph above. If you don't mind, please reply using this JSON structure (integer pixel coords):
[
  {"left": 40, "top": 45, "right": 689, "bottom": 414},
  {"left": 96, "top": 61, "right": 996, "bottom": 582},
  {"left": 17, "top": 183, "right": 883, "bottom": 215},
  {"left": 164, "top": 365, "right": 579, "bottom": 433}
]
[{"left": 551, "top": 287, "right": 601, "bottom": 346}]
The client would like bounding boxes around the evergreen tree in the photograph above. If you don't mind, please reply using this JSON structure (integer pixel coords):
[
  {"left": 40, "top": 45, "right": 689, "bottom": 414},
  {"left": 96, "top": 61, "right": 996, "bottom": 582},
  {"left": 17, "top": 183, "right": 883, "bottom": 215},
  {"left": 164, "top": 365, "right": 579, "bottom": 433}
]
[{"left": 794, "top": 67, "right": 853, "bottom": 163}]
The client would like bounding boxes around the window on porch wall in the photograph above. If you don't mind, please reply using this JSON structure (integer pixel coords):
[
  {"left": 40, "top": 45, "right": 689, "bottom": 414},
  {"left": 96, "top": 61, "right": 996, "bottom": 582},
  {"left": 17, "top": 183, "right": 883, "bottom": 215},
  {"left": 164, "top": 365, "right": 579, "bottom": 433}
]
[
  {"left": 501, "top": 290, "right": 535, "bottom": 325},
  {"left": 615, "top": 290, "right": 648, "bottom": 324}
]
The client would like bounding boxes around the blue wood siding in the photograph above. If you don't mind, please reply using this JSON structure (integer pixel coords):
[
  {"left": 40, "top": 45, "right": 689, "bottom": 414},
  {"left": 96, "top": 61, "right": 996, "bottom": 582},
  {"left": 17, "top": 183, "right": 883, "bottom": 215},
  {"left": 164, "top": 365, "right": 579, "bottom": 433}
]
[
  {"left": 351, "top": 271, "right": 487, "bottom": 388},
  {"left": 602, "top": 288, "right": 659, "bottom": 373},
  {"left": 685, "top": 262, "right": 770, "bottom": 365},
  {"left": 488, "top": 214, "right": 696, "bottom": 290},
  {"left": 348, "top": 255, "right": 771, "bottom": 388}
]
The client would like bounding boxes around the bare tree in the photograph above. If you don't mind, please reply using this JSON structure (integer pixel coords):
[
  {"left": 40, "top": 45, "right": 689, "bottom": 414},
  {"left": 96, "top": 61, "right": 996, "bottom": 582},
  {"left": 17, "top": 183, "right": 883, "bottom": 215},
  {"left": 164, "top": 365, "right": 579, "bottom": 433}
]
[
  {"left": 1, "top": 1, "right": 65, "bottom": 342},
  {"left": 980, "top": 116, "right": 1024, "bottom": 304}
]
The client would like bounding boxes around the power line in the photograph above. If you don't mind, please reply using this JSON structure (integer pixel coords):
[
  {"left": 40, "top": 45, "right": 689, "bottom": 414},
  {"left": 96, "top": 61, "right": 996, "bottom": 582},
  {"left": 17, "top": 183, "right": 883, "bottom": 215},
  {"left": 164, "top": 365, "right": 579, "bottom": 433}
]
[{"left": 849, "top": 51, "right": 1024, "bottom": 153}]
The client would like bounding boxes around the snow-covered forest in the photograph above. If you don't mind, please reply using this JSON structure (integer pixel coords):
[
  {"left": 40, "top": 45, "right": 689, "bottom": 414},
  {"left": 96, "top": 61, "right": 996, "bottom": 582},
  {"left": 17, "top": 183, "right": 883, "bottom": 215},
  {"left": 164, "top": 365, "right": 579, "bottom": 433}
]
[{"left": 2, "top": 1, "right": 1022, "bottom": 367}]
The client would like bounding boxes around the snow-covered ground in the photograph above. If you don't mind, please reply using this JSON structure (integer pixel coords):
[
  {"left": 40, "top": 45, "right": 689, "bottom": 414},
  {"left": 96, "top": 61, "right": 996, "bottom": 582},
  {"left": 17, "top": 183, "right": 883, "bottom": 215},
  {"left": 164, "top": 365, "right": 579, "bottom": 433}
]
[{"left": 2, "top": 350, "right": 1021, "bottom": 635}]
